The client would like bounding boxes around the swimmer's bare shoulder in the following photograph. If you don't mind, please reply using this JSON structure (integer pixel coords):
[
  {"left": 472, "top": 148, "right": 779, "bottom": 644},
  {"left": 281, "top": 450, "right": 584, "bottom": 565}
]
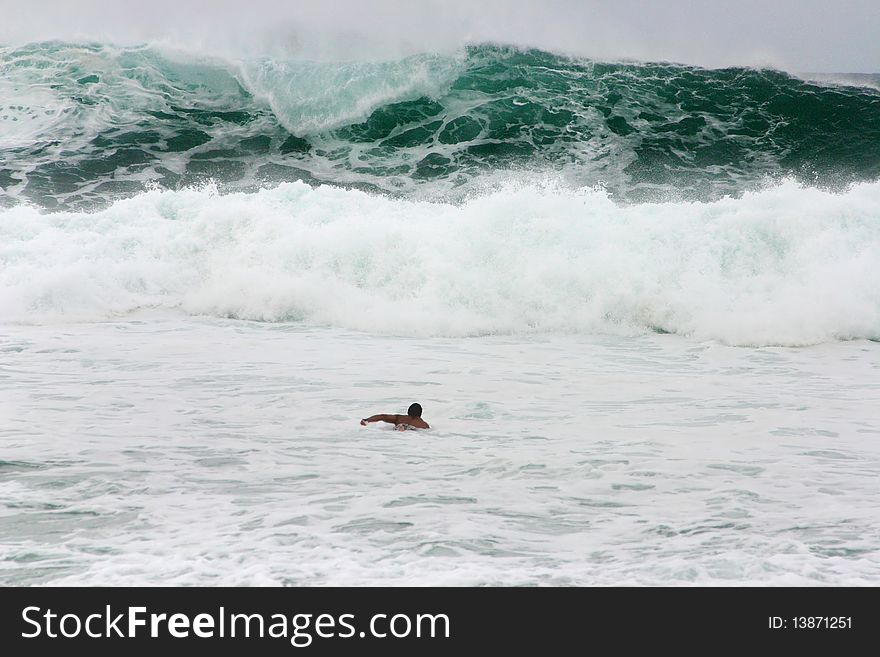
[{"left": 398, "top": 417, "right": 430, "bottom": 430}]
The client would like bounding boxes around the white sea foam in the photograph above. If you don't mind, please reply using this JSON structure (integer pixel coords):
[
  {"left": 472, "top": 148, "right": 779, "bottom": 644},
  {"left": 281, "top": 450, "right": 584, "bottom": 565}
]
[
  {"left": 1, "top": 318, "right": 878, "bottom": 586},
  {"left": 0, "top": 80, "right": 74, "bottom": 150},
  {"left": 1, "top": 180, "right": 879, "bottom": 345}
]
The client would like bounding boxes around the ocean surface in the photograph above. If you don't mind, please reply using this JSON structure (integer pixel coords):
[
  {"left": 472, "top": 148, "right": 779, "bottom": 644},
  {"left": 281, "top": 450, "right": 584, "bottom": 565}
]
[{"left": 1, "top": 42, "right": 879, "bottom": 585}]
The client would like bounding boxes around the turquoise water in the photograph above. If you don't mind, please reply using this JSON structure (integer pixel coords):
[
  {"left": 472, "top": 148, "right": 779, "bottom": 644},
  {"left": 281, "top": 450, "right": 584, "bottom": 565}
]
[{"left": 2, "top": 43, "right": 880, "bottom": 210}]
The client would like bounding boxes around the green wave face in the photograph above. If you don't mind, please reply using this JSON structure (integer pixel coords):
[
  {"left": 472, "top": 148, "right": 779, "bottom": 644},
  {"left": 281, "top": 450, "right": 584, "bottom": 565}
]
[{"left": 2, "top": 43, "right": 879, "bottom": 209}]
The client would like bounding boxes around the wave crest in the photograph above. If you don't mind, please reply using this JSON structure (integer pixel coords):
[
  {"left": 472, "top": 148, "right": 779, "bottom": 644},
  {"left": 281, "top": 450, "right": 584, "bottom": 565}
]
[
  {"left": 236, "top": 53, "right": 464, "bottom": 135},
  {"left": 3, "top": 43, "right": 880, "bottom": 210}
]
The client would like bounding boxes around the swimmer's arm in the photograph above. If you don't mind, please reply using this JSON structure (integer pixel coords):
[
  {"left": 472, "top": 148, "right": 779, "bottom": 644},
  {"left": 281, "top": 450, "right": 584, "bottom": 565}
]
[{"left": 360, "top": 414, "right": 401, "bottom": 426}]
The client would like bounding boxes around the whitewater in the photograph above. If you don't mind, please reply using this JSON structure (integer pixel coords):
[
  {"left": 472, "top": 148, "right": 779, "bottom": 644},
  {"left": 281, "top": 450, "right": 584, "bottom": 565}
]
[
  {"left": 3, "top": 180, "right": 880, "bottom": 345},
  {"left": 1, "top": 37, "right": 879, "bottom": 586}
]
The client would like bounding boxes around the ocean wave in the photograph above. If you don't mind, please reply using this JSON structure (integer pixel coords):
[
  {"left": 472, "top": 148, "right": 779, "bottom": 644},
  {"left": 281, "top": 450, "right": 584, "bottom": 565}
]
[
  {"left": 2, "top": 42, "right": 879, "bottom": 210},
  {"left": 2, "top": 180, "right": 878, "bottom": 345}
]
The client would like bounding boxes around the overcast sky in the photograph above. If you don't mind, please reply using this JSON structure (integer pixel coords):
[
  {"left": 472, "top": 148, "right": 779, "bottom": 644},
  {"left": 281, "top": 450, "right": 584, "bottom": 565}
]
[{"left": 2, "top": 0, "right": 879, "bottom": 72}]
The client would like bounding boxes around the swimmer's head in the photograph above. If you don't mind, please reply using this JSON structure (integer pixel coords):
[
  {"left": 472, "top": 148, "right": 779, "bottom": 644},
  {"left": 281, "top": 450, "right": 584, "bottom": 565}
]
[{"left": 408, "top": 403, "right": 423, "bottom": 418}]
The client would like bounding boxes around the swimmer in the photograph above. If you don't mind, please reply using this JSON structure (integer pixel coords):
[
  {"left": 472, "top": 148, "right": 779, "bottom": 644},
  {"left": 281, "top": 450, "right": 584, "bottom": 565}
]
[{"left": 360, "top": 403, "right": 430, "bottom": 430}]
